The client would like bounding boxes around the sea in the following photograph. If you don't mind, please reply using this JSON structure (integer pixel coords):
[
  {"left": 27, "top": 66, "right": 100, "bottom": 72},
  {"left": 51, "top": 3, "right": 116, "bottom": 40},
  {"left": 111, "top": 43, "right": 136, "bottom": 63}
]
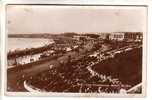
[{"left": 8, "top": 38, "right": 54, "bottom": 52}]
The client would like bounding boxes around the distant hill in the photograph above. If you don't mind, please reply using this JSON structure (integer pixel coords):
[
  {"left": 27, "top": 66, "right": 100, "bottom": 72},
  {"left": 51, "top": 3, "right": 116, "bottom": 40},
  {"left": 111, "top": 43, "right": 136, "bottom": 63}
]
[
  {"left": 8, "top": 32, "right": 79, "bottom": 38},
  {"left": 8, "top": 33, "right": 56, "bottom": 38}
]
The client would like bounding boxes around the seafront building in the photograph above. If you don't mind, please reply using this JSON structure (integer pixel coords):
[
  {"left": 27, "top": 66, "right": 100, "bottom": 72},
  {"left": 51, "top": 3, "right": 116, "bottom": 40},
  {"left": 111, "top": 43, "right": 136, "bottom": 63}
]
[
  {"left": 124, "top": 32, "right": 143, "bottom": 42},
  {"left": 109, "top": 32, "right": 125, "bottom": 41},
  {"left": 98, "top": 32, "right": 142, "bottom": 42}
]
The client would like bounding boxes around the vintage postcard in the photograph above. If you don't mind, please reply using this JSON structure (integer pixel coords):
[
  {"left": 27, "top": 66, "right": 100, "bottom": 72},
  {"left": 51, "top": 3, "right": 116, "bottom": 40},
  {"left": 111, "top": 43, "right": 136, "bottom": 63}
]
[{"left": 5, "top": 5, "right": 147, "bottom": 97}]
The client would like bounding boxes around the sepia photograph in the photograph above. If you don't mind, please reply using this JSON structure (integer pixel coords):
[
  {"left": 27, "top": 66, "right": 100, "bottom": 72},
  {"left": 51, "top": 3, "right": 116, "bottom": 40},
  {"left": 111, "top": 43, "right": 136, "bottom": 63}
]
[{"left": 6, "top": 5, "right": 147, "bottom": 97}]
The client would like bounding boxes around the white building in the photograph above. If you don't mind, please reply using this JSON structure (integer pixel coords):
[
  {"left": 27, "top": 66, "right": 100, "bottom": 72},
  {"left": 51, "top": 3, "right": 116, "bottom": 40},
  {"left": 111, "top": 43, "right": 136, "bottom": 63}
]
[{"left": 109, "top": 32, "right": 125, "bottom": 41}]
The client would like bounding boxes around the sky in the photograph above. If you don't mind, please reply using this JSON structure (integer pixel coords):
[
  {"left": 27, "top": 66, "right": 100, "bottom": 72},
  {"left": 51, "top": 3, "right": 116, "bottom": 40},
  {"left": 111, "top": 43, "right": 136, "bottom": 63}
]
[{"left": 6, "top": 5, "right": 147, "bottom": 34}]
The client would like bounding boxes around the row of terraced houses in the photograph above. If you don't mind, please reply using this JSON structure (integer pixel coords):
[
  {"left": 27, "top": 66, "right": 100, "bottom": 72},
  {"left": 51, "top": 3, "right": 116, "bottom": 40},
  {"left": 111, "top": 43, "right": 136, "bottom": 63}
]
[{"left": 99, "top": 32, "right": 143, "bottom": 42}]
